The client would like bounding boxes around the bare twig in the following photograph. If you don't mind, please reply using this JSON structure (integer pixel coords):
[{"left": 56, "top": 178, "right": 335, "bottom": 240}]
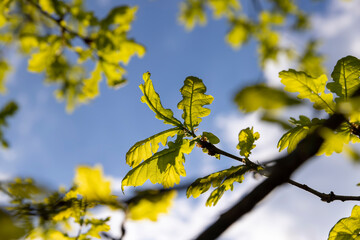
[{"left": 287, "top": 179, "right": 360, "bottom": 203}]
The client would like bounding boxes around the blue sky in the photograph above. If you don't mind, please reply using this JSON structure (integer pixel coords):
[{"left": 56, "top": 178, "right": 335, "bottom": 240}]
[{"left": 2, "top": 0, "right": 360, "bottom": 239}]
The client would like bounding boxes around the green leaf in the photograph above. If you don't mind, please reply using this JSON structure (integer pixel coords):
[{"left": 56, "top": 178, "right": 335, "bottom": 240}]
[
  {"left": 279, "top": 69, "right": 336, "bottom": 114},
  {"left": 177, "top": 76, "right": 214, "bottom": 132},
  {"left": 80, "top": 63, "right": 102, "bottom": 100},
  {"left": 0, "top": 60, "right": 10, "bottom": 94},
  {"left": 186, "top": 165, "right": 250, "bottom": 206},
  {"left": 128, "top": 190, "right": 177, "bottom": 221},
  {"left": 226, "top": 17, "right": 251, "bottom": 49},
  {"left": 234, "top": 84, "right": 301, "bottom": 112},
  {"left": 328, "top": 205, "right": 360, "bottom": 240},
  {"left": 237, "top": 127, "right": 260, "bottom": 157},
  {"left": 317, "top": 123, "right": 360, "bottom": 156},
  {"left": 327, "top": 55, "right": 360, "bottom": 101},
  {"left": 179, "top": 0, "right": 207, "bottom": 30},
  {"left": 277, "top": 115, "right": 324, "bottom": 153},
  {"left": 122, "top": 136, "right": 194, "bottom": 190},
  {"left": 202, "top": 132, "right": 220, "bottom": 144},
  {"left": 126, "top": 127, "right": 181, "bottom": 168},
  {"left": 140, "top": 72, "right": 182, "bottom": 127},
  {"left": 0, "top": 209, "right": 25, "bottom": 239}
]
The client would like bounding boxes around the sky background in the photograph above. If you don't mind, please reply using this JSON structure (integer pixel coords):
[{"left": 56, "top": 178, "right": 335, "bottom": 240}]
[{"left": 2, "top": 0, "right": 360, "bottom": 239}]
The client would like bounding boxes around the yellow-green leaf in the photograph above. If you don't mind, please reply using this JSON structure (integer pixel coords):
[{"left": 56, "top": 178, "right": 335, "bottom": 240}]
[
  {"left": 126, "top": 127, "right": 181, "bottom": 168},
  {"left": 128, "top": 190, "right": 176, "bottom": 221},
  {"left": 327, "top": 55, "right": 360, "bottom": 101},
  {"left": 140, "top": 72, "right": 182, "bottom": 126},
  {"left": 122, "top": 137, "right": 194, "bottom": 190},
  {"left": 177, "top": 76, "right": 214, "bottom": 132},
  {"left": 74, "top": 165, "right": 113, "bottom": 202},
  {"left": 237, "top": 127, "right": 260, "bottom": 157},
  {"left": 328, "top": 205, "right": 360, "bottom": 240},
  {"left": 0, "top": 60, "right": 10, "bottom": 94},
  {"left": 80, "top": 63, "right": 102, "bottom": 100},
  {"left": 179, "top": 0, "right": 207, "bottom": 30},
  {"left": 279, "top": 69, "right": 336, "bottom": 114},
  {"left": 234, "top": 84, "right": 301, "bottom": 112},
  {"left": 187, "top": 165, "right": 250, "bottom": 206},
  {"left": 278, "top": 116, "right": 324, "bottom": 153}
]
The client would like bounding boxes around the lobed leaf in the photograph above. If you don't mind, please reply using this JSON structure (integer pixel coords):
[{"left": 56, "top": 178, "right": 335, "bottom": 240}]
[
  {"left": 187, "top": 165, "right": 250, "bottom": 206},
  {"left": 234, "top": 84, "right": 301, "bottom": 112},
  {"left": 279, "top": 69, "right": 336, "bottom": 114},
  {"left": 126, "top": 127, "right": 181, "bottom": 168},
  {"left": 237, "top": 127, "right": 260, "bottom": 157},
  {"left": 140, "top": 72, "right": 182, "bottom": 127},
  {"left": 327, "top": 55, "right": 360, "bottom": 102},
  {"left": 122, "top": 137, "right": 194, "bottom": 190},
  {"left": 278, "top": 115, "right": 324, "bottom": 153},
  {"left": 328, "top": 205, "right": 360, "bottom": 240},
  {"left": 177, "top": 76, "right": 214, "bottom": 132}
]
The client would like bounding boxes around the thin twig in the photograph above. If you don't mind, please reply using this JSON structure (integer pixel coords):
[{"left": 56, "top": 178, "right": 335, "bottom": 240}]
[
  {"left": 287, "top": 179, "right": 360, "bottom": 203},
  {"left": 25, "top": 0, "right": 93, "bottom": 44}
]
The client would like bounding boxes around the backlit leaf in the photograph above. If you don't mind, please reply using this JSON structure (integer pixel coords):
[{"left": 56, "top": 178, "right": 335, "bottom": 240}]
[
  {"left": 202, "top": 132, "right": 220, "bottom": 144},
  {"left": 328, "top": 205, "right": 360, "bottom": 240},
  {"left": 126, "top": 127, "right": 181, "bottom": 168},
  {"left": 234, "top": 84, "right": 301, "bottom": 112},
  {"left": 237, "top": 127, "right": 260, "bottom": 157},
  {"left": 80, "top": 63, "right": 102, "bottom": 100},
  {"left": 278, "top": 115, "right": 324, "bottom": 153},
  {"left": 140, "top": 72, "right": 182, "bottom": 127},
  {"left": 74, "top": 165, "right": 114, "bottom": 202},
  {"left": 122, "top": 137, "right": 194, "bottom": 190},
  {"left": 179, "top": 0, "right": 207, "bottom": 30},
  {"left": 327, "top": 55, "right": 360, "bottom": 101},
  {"left": 177, "top": 76, "right": 214, "bottom": 132},
  {"left": 128, "top": 190, "right": 176, "bottom": 221},
  {"left": 186, "top": 165, "right": 250, "bottom": 206},
  {"left": 279, "top": 69, "right": 336, "bottom": 114}
]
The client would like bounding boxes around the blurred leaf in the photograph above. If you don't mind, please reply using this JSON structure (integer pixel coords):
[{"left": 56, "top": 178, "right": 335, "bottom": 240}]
[
  {"left": 74, "top": 165, "right": 114, "bottom": 202},
  {"left": 187, "top": 165, "right": 251, "bottom": 206},
  {"left": 328, "top": 205, "right": 360, "bottom": 240},
  {"left": 237, "top": 127, "right": 260, "bottom": 157},
  {"left": 327, "top": 55, "right": 360, "bottom": 102},
  {"left": 0, "top": 60, "right": 10, "bottom": 94},
  {"left": 279, "top": 69, "right": 336, "bottom": 114},
  {"left": 85, "top": 218, "right": 111, "bottom": 238},
  {"left": 177, "top": 76, "right": 214, "bottom": 132},
  {"left": 126, "top": 127, "right": 181, "bottom": 168},
  {"left": 128, "top": 190, "right": 176, "bottom": 221},
  {"left": 234, "top": 84, "right": 301, "bottom": 112},
  {"left": 202, "top": 132, "right": 220, "bottom": 144},
  {"left": 0, "top": 209, "right": 25, "bottom": 239},
  {"left": 179, "top": 0, "right": 206, "bottom": 30},
  {"left": 261, "top": 113, "right": 292, "bottom": 130},
  {"left": 298, "top": 40, "right": 326, "bottom": 77},
  {"left": 208, "top": 0, "right": 240, "bottom": 18},
  {"left": 140, "top": 72, "right": 182, "bottom": 127},
  {"left": 226, "top": 17, "right": 251, "bottom": 49},
  {"left": 122, "top": 137, "right": 194, "bottom": 189},
  {"left": 80, "top": 62, "right": 102, "bottom": 100}
]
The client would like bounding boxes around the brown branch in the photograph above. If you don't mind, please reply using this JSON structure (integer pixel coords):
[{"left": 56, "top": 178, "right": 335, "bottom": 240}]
[
  {"left": 287, "top": 179, "right": 360, "bottom": 203},
  {"left": 194, "top": 113, "right": 346, "bottom": 240}
]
